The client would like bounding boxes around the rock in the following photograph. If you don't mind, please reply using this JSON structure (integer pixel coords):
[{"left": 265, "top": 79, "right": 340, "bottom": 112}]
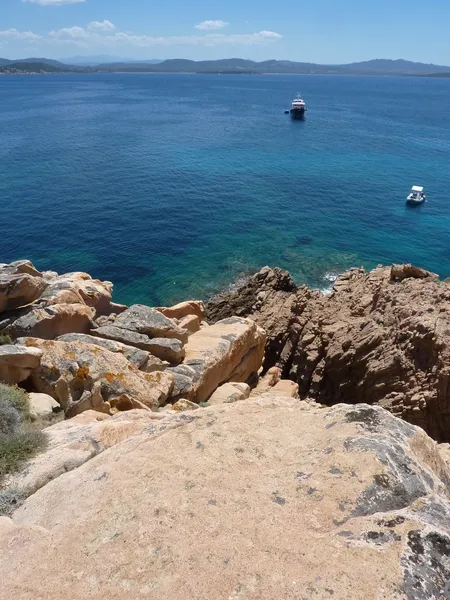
[
  {"left": 182, "top": 317, "right": 266, "bottom": 402},
  {"left": 2, "top": 400, "right": 450, "bottom": 599},
  {"left": 20, "top": 338, "right": 174, "bottom": 416},
  {"left": 157, "top": 300, "right": 205, "bottom": 321},
  {"left": 0, "top": 261, "right": 47, "bottom": 313},
  {"left": 90, "top": 325, "right": 185, "bottom": 364},
  {"left": 56, "top": 333, "right": 150, "bottom": 370},
  {"left": 28, "top": 392, "right": 60, "bottom": 418},
  {"left": 390, "top": 264, "right": 437, "bottom": 282},
  {"left": 143, "top": 355, "right": 169, "bottom": 373},
  {"left": 250, "top": 366, "right": 282, "bottom": 396},
  {"left": 178, "top": 314, "right": 201, "bottom": 334},
  {"left": 114, "top": 304, "right": 188, "bottom": 343},
  {"left": 37, "top": 271, "right": 113, "bottom": 315},
  {"left": 3, "top": 303, "right": 95, "bottom": 340},
  {"left": 208, "top": 382, "right": 251, "bottom": 405},
  {"left": 207, "top": 264, "right": 450, "bottom": 442},
  {"left": 5, "top": 409, "right": 167, "bottom": 496},
  {"left": 0, "top": 345, "right": 42, "bottom": 384},
  {"left": 165, "top": 364, "right": 198, "bottom": 399},
  {"left": 206, "top": 267, "right": 298, "bottom": 371},
  {"left": 172, "top": 399, "right": 200, "bottom": 412},
  {"left": 267, "top": 379, "right": 299, "bottom": 398}
]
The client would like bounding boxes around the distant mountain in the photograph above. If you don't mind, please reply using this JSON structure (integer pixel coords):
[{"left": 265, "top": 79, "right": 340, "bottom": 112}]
[
  {"left": 62, "top": 55, "right": 164, "bottom": 66},
  {"left": 341, "top": 58, "right": 450, "bottom": 75},
  {"left": 1, "top": 56, "right": 449, "bottom": 76},
  {"left": 0, "top": 61, "right": 66, "bottom": 74}
]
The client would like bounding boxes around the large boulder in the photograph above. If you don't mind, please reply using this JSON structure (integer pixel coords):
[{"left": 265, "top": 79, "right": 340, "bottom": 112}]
[
  {"left": 0, "top": 261, "right": 47, "bottom": 313},
  {"left": 2, "top": 303, "right": 95, "bottom": 340},
  {"left": 1, "top": 400, "right": 450, "bottom": 599},
  {"left": 113, "top": 304, "right": 188, "bottom": 343},
  {"left": 207, "top": 382, "right": 250, "bottom": 405},
  {"left": 180, "top": 316, "right": 266, "bottom": 402},
  {"left": 28, "top": 392, "right": 60, "bottom": 418},
  {"left": 0, "top": 344, "right": 42, "bottom": 384},
  {"left": 38, "top": 271, "right": 113, "bottom": 315},
  {"left": 20, "top": 338, "right": 174, "bottom": 416}
]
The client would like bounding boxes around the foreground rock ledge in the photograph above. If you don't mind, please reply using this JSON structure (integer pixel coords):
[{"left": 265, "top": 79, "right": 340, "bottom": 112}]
[{"left": 1, "top": 398, "right": 449, "bottom": 599}]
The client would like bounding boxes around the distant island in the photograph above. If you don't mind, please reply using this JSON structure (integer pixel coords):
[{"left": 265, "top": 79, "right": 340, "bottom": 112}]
[{"left": 1, "top": 57, "right": 450, "bottom": 77}]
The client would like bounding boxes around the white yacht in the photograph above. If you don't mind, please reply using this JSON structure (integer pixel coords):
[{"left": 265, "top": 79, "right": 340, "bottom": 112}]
[
  {"left": 289, "top": 94, "right": 307, "bottom": 120},
  {"left": 406, "top": 186, "right": 426, "bottom": 205}
]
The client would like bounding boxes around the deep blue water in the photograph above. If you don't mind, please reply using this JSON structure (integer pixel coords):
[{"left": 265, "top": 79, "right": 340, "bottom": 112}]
[{"left": 1, "top": 73, "right": 449, "bottom": 305}]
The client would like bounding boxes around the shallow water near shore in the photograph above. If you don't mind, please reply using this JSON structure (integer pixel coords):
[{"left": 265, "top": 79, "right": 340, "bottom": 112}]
[{"left": 1, "top": 73, "right": 449, "bottom": 305}]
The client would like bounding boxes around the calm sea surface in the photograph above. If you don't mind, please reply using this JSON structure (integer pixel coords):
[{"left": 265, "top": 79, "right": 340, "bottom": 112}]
[{"left": 1, "top": 73, "right": 449, "bottom": 305}]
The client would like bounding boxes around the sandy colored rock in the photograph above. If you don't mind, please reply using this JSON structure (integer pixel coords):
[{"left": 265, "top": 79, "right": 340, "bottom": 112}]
[
  {"left": 267, "top": 379, "right": 299, "bottom": 398},
  {"left": 0, "top": 344, "right": 42, "bottom": 384},
  {"left": 172, "top": 398, "right": 200, "bottom": 411},
  {"left": 181, "top": 316, "right": 266, "bottom": 402},
  {"left": 37, "top": 271, "right": 113, "bottom": 314},
  {"left": 28, "top": 392, "right": 60, "bottom": 418},
  {"left": 207, "top": 264, "right": 450, "bottom": 442},
  {"left": 21, "top": 338, "right": 174, "bottom": 416},
  {"left": 5, "top": 409, "right": 167, "bottom": 495},
  {"left": 157, "top": 300, "right": 205, "bottom": 321},
  {"left": 57, "top": 332, "right": 150, "bottom": 369},
  {"left": 250, "top": 366, "right": 282, "bottom": 396},
  {"left": 208, "top": 382, "right": 251, "bottom": 405},
  {"left": 178, "top": 313, "right": 201, "bottom": 334},
  {"left": 0, "top": 261, "right": 47, "bottom": 313},
  {"left": 1, "top": 400, "right": 450, "bottom": 599},
  {"left": 3, "top": 303, "right": 95, "bottom": 340}
]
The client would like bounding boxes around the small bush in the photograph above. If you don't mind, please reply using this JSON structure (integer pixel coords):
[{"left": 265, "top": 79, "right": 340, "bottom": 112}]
[
  {"left": 0, "top": 430, "right": 48, "bottom": 483},
  {"left": 0, "top": 398, "right": 21, "bottom": 439},
  {"left": 0, "top": 383, "right": 31, "bottom": 421},
  {"left": 0, "top": 332, "right": 12, "bottom": 346},
  {"left": 0, "top": 487, "right": 27, "bottom": 517}
]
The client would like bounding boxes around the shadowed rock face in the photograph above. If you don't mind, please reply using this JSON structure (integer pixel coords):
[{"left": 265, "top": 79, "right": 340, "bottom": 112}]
[
  {"left": 1, "top": 399, "right": 449, "bottom": 599},
  {"left": 206, "top": 264, "right": 450, "bottom": 442}
]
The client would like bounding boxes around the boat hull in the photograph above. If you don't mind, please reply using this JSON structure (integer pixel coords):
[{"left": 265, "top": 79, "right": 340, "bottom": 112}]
[
  {"left": 406, "top": 198, "right": 425, "bottom": 205},
  {"left": 290, "top": 108, "right": 305, "bottom": 120}
]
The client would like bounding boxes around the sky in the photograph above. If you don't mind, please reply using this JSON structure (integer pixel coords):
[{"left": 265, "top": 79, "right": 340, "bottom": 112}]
[{"left": 1, "top": 0, "right": 450, "bottom": 64}]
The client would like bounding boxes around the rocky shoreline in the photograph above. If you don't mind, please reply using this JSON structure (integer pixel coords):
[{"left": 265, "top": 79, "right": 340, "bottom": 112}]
[{"left": 1, "top": 258, "right": 450, "bottom": 598}]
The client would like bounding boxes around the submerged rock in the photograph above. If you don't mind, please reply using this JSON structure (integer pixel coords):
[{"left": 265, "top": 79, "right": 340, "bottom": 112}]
[{"left": 1, "top": 399, "right": 449, "bottom": 599}]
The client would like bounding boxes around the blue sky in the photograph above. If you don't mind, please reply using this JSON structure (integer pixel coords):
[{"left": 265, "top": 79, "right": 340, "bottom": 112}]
[{"left": 1, "top": 0, "right": 449, "bottom": 64}]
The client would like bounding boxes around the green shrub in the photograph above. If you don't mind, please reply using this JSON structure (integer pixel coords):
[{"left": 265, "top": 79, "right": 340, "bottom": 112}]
[
  {"left": 0, "top": 398, "right": 20, "bottom": 439},
  {"left": 0, "top": 332, "right": 12, "bottom": 346},
  {"left": 0, "top": 430, "right": 48, "bottom": 484},
  {"left": 0, "top": 487, "right": 26, "bottom": 517},
  {"left": 0, "top": 383, "right": 31, "bottom": 421}
]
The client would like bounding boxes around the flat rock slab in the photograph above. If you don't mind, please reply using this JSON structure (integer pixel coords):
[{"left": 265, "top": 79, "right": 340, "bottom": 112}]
[
  {"left": 2, "top": 400, "right": 450, "bottom": 599},
  {"left": 114, "top": 304, "right": 188, "bottom": 343},
  {"left": 91, "top": 325, "right": 185, "bottom": 364},
  {"left": 57, "top": 332, "right": 150, "bottom": 369}
]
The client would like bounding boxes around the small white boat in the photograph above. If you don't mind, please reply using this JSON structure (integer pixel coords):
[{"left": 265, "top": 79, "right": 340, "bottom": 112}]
[{"left": 406, "top": 185, "right": 426, "bottom": 205}]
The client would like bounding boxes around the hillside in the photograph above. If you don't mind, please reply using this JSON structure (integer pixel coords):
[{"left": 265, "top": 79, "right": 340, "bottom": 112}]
[{"left": 1, "top": 56, "right": 449, "bottom": 75}]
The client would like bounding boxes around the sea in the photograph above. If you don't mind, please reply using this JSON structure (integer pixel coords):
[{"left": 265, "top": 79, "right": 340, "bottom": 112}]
[{"left": 1, "top": 73, "right": 449, "bottom": 306}]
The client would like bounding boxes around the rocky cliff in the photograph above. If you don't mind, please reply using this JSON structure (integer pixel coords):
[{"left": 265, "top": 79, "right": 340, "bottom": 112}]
[
  {"left": 1, "top": 258, "right": 450, "bottom": 598},
  {"left": 206, "top": 264, "right": 450, "bottom": 443}
]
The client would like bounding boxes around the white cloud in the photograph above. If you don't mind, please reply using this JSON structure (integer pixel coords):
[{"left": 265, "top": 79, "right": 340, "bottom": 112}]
[
  {"left": 195, "top": 20, "right": 229, "bottom": 31},
  {"left": 49, "top": 26, "right": 88, "bottom": 39},
  {"left": 105, "top": 30, "right": 282, "bottom": 48},
  {"left": 23, "top": 0, "right": 86, "bottom": 5},
  {"left": 88, "top": 20, "right": 116, "bottom": 32},
  {"left": 0, "top": 28, "right": 41, "bottom": 41}
]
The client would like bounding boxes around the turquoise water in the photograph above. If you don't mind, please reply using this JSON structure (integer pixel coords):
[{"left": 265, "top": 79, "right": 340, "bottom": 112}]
[{"left": 1, "top": 73, "right": 449, "bottom": 305}]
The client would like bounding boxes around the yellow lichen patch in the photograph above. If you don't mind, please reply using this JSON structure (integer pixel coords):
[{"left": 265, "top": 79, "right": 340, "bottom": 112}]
[
  {"left": 104, "top": 372, "right": 127, "bottom": 384},
  {"left": 65, "top": 351, "right": 76, "bottom": 360},
  {"left": 76, "top": 363, "right": 90, "bottom": 380},
  {"left": 144, "top": 372, "right": 163, "bottom": 385}
]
